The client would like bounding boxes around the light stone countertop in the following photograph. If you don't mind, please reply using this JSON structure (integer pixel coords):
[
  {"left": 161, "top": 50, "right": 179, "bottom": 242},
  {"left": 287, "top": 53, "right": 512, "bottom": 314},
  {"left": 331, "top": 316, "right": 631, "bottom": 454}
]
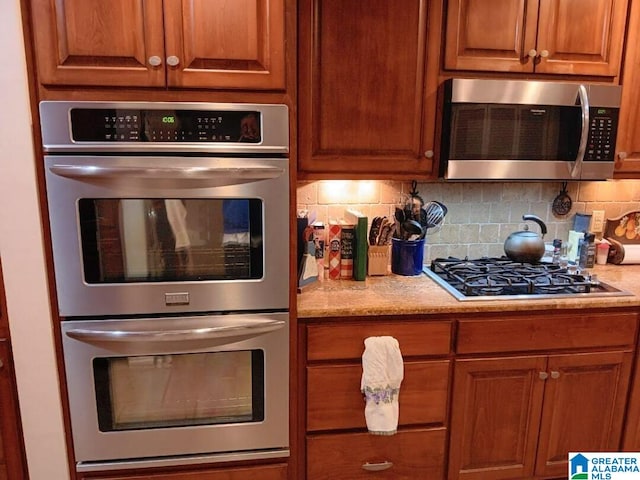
[{"left": 297, "top": 264, "right": 640, "bottom": 318}]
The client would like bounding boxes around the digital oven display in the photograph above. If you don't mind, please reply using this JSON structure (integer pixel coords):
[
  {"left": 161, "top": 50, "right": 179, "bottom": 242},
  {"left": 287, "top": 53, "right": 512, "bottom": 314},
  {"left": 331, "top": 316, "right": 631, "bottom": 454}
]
[{"left": 70, "top": 108, "right": 262, "bottom": 143}]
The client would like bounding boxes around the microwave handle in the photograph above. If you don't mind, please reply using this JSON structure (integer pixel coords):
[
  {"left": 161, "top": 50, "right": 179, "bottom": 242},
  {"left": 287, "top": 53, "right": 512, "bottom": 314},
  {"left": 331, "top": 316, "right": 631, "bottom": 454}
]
[
  {"left": 571, "top": 84, "right": 590, "bottom": 179},
  {"left": 48, "top": 164, "right": 285, "bottom": 182},
  {"left": 65, "top": 319, "right": 285, "bottom": 343}
]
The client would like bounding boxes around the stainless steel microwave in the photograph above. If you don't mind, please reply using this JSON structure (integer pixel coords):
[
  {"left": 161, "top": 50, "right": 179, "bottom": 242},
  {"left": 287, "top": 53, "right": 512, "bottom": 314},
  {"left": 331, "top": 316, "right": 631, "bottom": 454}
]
[{"left": 439, "top": 78, "right": 621, "bottom": 181}]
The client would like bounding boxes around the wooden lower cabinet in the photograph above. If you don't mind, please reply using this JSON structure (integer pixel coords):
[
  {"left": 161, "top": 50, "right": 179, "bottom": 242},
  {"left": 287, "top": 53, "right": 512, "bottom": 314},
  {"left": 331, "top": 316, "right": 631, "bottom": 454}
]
[
  {"left": 78, "top": 463, "right": 288, "bottom": 480},
  {"left": 306, "top": 428, "right": 445, "bottom": 480},
  {"left": 448, "top": 351, "right": 633, "bottom": 480},
  {"left": 303, "top": 318, "right": 453, "bottom": 479}
]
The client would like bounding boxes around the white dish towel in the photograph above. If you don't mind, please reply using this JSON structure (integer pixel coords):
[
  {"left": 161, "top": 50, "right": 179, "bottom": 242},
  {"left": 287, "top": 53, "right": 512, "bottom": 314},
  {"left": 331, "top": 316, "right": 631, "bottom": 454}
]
[{"left": 360, "top": 336, "right": 404, "bottom": 435}]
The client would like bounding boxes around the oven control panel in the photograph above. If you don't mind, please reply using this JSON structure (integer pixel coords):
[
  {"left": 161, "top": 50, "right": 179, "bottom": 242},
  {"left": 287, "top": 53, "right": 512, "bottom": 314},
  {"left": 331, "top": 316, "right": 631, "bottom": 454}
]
[{"left": 70, "top": 108, "right": 262, "bottom": 143}]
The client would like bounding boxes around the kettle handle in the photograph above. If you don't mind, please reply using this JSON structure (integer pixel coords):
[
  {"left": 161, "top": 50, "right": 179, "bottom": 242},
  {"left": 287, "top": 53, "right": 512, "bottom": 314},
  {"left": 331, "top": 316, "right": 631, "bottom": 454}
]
[{"left": 522, "top": 214, "right": 548, "bottom": 237}]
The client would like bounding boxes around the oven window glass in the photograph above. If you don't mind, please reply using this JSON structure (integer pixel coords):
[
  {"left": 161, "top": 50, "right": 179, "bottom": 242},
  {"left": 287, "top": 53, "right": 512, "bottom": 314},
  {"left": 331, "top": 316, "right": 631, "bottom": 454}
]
[
  {"left": 93, "top": 350, "right": 264, "bottom": 431},
  {"left": 78, "top": 199, "right": 263, "bottom": 282},
  {"left": 449, "top": 104, "right": 581, "bottom": 160}
]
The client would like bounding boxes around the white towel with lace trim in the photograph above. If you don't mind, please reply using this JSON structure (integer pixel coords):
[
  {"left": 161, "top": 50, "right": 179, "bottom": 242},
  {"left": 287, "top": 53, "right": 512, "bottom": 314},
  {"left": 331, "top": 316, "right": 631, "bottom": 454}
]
[{"left": 360, "top": 336, "right": 404, "bottom": 435}]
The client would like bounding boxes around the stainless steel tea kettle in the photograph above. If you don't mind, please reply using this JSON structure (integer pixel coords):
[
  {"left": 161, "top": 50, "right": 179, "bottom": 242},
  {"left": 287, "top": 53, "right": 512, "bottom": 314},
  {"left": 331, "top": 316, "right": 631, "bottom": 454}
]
[{"left": 504, "top": 214, "right": 548, "bottom": 263}]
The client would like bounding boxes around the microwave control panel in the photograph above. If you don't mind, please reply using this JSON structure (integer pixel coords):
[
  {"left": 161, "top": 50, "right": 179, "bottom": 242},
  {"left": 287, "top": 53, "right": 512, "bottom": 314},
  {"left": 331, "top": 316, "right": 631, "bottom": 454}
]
[
  {"left": 69, "top": 108, "right": 262, "bottom": 143},
  {"left": 586, "top": 107, "right": 619, "bottom": 162}
]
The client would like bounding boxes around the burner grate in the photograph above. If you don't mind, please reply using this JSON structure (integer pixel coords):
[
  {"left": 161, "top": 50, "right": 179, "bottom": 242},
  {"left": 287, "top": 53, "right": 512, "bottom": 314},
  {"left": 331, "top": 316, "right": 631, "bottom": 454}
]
[{"left": 425, "top": 256, "right": 622, "bottom": 300}]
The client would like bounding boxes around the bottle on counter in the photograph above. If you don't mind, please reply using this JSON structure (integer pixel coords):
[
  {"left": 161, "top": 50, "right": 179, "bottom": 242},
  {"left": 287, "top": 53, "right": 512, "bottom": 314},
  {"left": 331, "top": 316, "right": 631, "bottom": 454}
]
[
  {"left": 552, "top": 239, "right": 562, "bottom": 264},
  {"left": 578, "top": 232, "right": 596, "bottom": 270}
]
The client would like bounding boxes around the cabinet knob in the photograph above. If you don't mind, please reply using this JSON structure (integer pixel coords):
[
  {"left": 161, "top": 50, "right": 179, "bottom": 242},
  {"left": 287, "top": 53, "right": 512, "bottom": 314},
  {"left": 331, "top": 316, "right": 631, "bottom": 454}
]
[
  {"left": 148, "top": 56, "right": 162, "bottom": 67},
  {"left": 528, "top": 49, "right": 538, "bottom": 58},
  {"left": 618, "top": 151, "right": 628, "bottom": 160},
  {"left": 539, "top": 371, "right": 548, "bottom": 380},
  {"left": 424, "top": 150, "right": 434, "bottom": 159},
  {"left": 166, "top": 56, "right": 181, "bottom": 67},
  {"left": 550, "top": 370, "right": 560, "bottom": 379},
  {"left": 539, "top": 49, "right": 549, "bottom": 58},
  {"left": 0, "top": 359, "right": 3, "bottom": 369},
  {"left": 362, "top": 461, "right": 393, "bottom": 472}
]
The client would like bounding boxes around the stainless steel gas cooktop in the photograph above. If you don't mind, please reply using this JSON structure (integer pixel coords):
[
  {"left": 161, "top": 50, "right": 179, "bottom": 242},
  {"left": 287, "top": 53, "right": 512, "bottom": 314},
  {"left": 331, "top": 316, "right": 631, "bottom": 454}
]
[{"left": 424, "top": 257, "right": 632, "bottom": 301}]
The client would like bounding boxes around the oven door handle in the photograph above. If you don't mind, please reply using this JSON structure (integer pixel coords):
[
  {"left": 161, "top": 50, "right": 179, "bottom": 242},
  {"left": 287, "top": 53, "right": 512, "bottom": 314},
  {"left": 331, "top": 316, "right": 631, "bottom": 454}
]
[
  {"left": 48, "top": 164, "right": 285, "bottom": 182},
  {"left": 65, "top": 319, "right": 286, "bottom": 343}
]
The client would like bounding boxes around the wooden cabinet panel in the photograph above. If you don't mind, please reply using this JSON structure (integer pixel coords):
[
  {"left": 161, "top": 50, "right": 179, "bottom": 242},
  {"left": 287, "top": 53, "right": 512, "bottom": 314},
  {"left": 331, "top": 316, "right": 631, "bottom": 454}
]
[
  {"left": 614, "top": 0, "right": 640, "bottom": 177},
  {"left": 449, "top": 350, "right": 634, "bottom": 480},
  {"left": 29, "top": 0, "right": 286, "bottom": 90},
  {"left": 623, "top": 349, "right": 640, "bottom": 450},
  {"left": 444, "top": 0, "right": 627, "bottom": 77},
  {"left": 306, "top": 428, "right": 445, "bottom": 480},
  {"left": 79, "top": 463, "right": 288, "bottom": 480},
  {"left": 535, "top": 0, "right": 628, "bottom": 76},
  {"left": 298, "top": 0, "right": 441, "bottom": 178},
  {"left": 307, "top": 320, "right": 451, "bottom": 361},
  {"left": 535, "top": 351, "right": 632, "bottom": 477},
  {"left": 31, "top": 0, "right": 166, "bottom": 87},
  {"left": 456, "top": 312, "right": 638, "bottom": 354},
  {"left": 448, "top": 356, "right": 546, "bottom": 480},
  {"left": 444, "top": 0, "right": 539, "bottom": 72},
  {"left": 307, "top": 360, "right": 449, "bottom": 431},
  {"left": 163, "top": 0, "right": 285, "bottom": 89}
]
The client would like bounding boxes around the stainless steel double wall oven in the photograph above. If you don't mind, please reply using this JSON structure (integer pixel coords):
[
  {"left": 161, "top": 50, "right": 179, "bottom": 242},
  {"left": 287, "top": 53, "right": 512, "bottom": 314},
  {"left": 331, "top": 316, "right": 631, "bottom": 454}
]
[{"left": 40, "top": 101, "right": 290, "bottom": 472}]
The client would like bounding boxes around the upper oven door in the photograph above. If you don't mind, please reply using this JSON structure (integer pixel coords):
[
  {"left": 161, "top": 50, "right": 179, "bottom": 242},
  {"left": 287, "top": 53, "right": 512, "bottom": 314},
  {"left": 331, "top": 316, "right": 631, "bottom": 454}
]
[{"left": 44, "top": 155, "right": 289, "bottom": 317}]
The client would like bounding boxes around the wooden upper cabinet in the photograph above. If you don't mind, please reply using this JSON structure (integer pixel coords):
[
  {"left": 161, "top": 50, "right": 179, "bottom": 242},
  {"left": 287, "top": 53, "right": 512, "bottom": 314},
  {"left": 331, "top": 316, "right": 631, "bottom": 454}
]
[
  {"left": 445, "top": 0, "right": 628, "bottom": 77},
  {"left": 31, "top": 0, "right": 166, "bottom": 87},
  {"left": 444, "top": 0, "right": 539, "bottom": 73},
  {"left": 614, "top": 0, "right": 640, "bottom": 177},
  {"left": 30, "top": 0, "right": 286, "bottom": 90},
  {"left": 298, "top": 0, "right": 442, "bottom": 178},
  {"left": 163, "top": 0, "right": 285, "bottom": 89}
]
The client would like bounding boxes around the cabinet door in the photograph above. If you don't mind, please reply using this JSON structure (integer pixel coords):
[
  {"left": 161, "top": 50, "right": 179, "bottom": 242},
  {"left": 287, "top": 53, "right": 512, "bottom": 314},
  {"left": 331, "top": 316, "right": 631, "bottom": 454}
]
[
  {"left": 163, "top": 0, "right": 286, "bottom": 90},
  {"left": 535, "top": 0, "right": 628, "bottom": 76},
  {"left": 614, "top": 0, "right": 640, "bottom": 177},
  {"left": 298, "top": 0, "right": 440, "bottom": 178},
  {"left": 535, "top": 351, "right": 633, "bottom": 477},
  {"left": 30, "top": 0, "right": 166, "bottom": 87},
  {"left": 448, "top": 356, "right": 547, "bottom": 480},
  {"left": 444, "top": 0, "right": 539, "bottom": 72}
]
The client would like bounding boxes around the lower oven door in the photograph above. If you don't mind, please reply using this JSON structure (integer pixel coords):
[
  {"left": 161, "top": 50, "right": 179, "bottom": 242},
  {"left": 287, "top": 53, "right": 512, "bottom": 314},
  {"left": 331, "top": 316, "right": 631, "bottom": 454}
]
[{"left": 61, "top": 312, "right": 289, "bottom": 471}]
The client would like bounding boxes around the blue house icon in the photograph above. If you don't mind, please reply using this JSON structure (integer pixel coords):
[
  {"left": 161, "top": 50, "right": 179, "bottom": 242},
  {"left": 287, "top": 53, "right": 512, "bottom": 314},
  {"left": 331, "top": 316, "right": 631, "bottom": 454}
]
[{"left": 571, "top": 453, "right": 589, "bottom": 476}]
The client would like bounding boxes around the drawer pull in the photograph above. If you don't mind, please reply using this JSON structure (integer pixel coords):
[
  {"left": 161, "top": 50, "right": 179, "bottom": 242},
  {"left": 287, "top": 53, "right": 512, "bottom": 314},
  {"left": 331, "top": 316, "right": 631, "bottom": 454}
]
[{"left": 362, "top": 461, "right": 393, "bottom": 472}]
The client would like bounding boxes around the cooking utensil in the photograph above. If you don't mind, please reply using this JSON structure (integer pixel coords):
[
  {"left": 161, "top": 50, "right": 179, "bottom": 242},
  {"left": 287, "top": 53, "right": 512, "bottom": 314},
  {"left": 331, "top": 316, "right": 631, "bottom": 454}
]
[
  {"left": 504, "top": 214, "right": 548, "bottom": 263},
  {"left": 422, "top": 201, "right": 446, "bottom": 233},
  {"left": 402, "top": 219, "right": 424, "bottom": 240},
  {"left": 552, "top": 182, "right": 572, "bottom": 216},
  {"left": 394, "top": 207, "right": 405, "bottom": 239},
  {"left": 408, "top": 180, "right": 425, "bottom": 221}
]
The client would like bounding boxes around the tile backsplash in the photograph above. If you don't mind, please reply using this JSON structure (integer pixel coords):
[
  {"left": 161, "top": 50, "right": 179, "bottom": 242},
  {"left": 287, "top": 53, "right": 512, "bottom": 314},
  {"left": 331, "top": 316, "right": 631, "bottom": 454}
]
[{"left": 297, "top": 180, "right": 640, "bottom": 262}]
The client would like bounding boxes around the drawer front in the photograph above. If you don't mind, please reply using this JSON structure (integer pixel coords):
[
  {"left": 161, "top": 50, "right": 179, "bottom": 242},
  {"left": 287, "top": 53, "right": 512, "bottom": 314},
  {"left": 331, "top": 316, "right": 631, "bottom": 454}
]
[
  {"left": 307, "top": 360, "right": 450, "bottom": 431},
  {"left": 307, "top": 320, "right": 452, "bottom": 361},
  {"left": 457, "top": 312, "right": 638, "bottom": 354},
  {"left": 79, "top": 464, "right": 288, "bottom": 480},
  {"left": 307, "top": 428, "right": 445, "bottom": 480}
]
